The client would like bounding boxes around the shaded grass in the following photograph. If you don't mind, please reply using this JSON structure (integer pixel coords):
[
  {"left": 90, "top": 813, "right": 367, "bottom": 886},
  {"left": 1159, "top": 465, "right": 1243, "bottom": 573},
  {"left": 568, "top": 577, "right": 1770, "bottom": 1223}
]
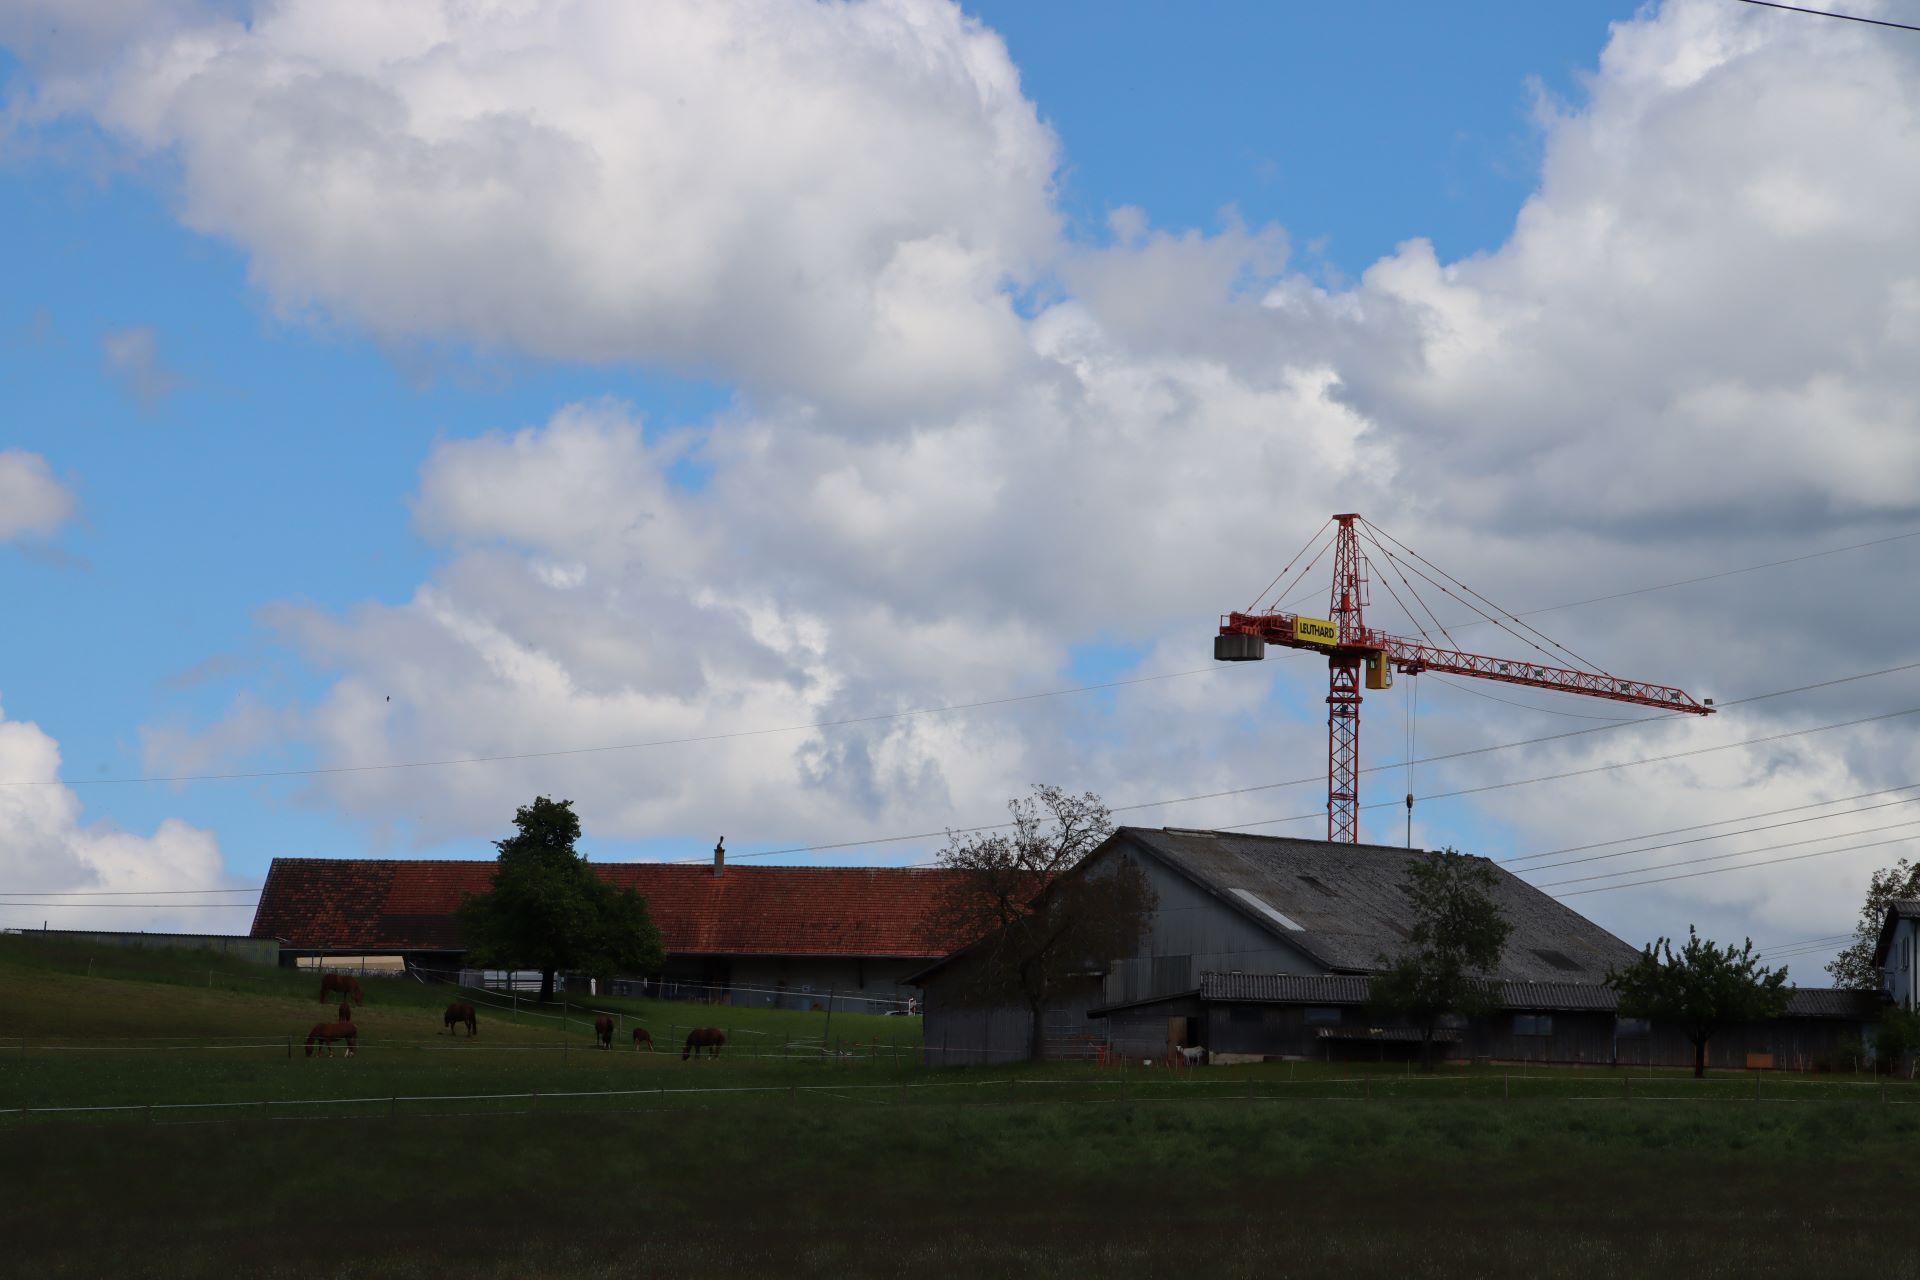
[
  {"left": 8, "top": 935, "right": 1919, "bottom": 1276},
  {"left": 6, "top": 1098, "right": 1920, "bottom": 1278}
]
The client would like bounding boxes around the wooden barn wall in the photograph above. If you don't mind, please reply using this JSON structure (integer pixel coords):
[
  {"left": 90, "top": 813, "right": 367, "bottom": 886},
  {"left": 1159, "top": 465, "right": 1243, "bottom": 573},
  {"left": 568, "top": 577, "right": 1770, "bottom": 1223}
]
[
  {"left": 919, "top": 973, "right": 1103, "bottom": 1067},
  {"left": 1102, "top": 848, "right": 1319, "bottom": 1007},
  {"left": 1105, "top": 996, "right": 1207, "bottom": 1061}
]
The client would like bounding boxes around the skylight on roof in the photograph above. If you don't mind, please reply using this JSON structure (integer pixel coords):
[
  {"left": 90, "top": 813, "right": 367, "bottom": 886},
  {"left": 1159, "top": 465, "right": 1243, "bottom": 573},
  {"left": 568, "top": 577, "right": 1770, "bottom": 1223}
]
[{"left": 1230, "top": 888, "right": 1304, "bottom": 932}]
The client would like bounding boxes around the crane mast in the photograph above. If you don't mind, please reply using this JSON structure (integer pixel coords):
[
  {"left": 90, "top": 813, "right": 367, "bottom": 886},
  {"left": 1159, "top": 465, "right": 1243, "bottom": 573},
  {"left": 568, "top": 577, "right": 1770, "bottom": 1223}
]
[{"left": 1215, "top": 514, "right": 1714, "bottom": 843}]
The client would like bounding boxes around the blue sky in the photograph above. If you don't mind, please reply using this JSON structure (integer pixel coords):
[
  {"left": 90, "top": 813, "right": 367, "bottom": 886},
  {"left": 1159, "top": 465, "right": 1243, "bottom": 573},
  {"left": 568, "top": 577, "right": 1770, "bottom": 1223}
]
[
  {"left": 0, "top": 1, "right": 1634, "bottom": 878},
  {"left": 2, "top": 0, "right": 1916, "bottom": 969}
]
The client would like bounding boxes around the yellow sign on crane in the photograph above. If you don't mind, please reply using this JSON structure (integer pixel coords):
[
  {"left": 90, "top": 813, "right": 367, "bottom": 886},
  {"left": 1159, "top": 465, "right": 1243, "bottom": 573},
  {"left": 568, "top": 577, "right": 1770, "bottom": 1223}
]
[{"left": 1293, "top": 616, "right": 1338, "bottom": 646}]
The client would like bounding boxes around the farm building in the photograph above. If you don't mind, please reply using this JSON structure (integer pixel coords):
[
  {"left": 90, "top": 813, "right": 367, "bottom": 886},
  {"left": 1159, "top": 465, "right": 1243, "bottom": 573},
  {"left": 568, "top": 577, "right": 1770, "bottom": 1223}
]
[
  {"left": 912, "top": 826, "right": 1881, "bottom": 1067},
  {"left": 250, "top": 846, "right": 972, "bottom": 1012},
  {"left": 1097, "top": 973, "right": 1878, "bottom": 1070},
  {"left": 1874, "top": 899, "right": 1920, "bottom": 1010},
  {"left": 0, "top": 928, "right": 280, "bottom": 965}
]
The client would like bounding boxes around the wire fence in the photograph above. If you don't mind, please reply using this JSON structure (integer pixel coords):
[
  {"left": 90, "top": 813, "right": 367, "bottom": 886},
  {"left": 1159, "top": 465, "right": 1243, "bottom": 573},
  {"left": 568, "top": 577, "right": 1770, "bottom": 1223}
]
[{"left": 7, "top": 1066, "right": 1920, "bottom": 1128}]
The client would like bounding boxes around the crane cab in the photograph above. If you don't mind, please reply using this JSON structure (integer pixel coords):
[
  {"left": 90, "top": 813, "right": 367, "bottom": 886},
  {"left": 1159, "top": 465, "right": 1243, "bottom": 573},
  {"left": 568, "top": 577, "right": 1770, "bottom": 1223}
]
[{"left": 1364, "top": 650, "right": 1393, "bottom": 690}]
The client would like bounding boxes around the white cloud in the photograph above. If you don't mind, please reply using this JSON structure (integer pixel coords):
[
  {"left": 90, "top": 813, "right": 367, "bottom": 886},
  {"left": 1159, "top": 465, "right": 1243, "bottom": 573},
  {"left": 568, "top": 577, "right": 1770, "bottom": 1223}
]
[
  {"left": 0, "top": 698, "right": 234, "bottom": 931},
  {"left": 23, "top": 0, "right": 1920, "bottom": 962},
  {"left": 0, "top": 450, "right": 76, "bottom": 540},
  {"left": 19, "top": 0, "right": 1058, "bottom": 422},
  {"left": 101, "top": 325, "right": 180, "bottom": 412}
]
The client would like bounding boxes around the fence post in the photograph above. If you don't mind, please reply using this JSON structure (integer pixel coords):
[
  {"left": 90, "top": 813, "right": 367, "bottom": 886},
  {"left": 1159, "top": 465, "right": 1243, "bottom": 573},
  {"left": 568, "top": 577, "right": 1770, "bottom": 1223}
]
[
  {"left": 389, "top": 1095, "right": 397, "bottom": 1121},
  {"left": 1503, "top": 1073, "right": 1509, "bottom": 1102},
  {"left": 286, "top": 1034, "right": 292, "bottom": 1061}
]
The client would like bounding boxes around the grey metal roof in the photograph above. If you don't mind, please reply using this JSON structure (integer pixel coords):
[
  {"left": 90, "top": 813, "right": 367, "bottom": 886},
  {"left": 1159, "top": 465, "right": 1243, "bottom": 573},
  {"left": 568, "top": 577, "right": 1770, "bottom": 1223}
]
[
  {"left": 1489, "top": 980, "right": 1620, "bottom": 1011},
  {"left": 1316, "top": 1026, "right": 1461, "bottom": 1043},
  {"left": 1784, "top": 987, "right": 1884, "bottom": 1019},
  {"left": 1120, "top": 827, "right": 1640, "bottom": 983},
  {"left": 1201, "top": 973, "right": 1371, "bottom": 1004},
  {"left": 1199, "top": 969, "right": 1877, "bottom": 1020},
  {"left": 1201, "top": 972, "right": 1617, "bottom": 1011}
]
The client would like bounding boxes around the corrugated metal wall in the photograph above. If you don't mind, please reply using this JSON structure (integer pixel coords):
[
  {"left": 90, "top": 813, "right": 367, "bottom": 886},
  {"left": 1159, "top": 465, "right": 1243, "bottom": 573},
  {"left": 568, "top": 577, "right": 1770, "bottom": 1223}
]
[{"left": 1103, "top": 852, "right": 1320, "bottom": 1005}]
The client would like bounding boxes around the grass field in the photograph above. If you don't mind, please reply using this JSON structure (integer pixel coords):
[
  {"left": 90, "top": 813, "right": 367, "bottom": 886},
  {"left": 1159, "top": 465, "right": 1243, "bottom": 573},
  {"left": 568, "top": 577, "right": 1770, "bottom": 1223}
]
[{"left": 4, "top": 936, "right": 1918, "bottom": 1278}]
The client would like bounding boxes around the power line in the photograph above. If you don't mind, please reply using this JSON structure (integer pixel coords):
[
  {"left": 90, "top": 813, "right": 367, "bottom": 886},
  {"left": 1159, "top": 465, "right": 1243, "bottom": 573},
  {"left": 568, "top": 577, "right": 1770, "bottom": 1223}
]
[
  {"left": 734, "top": 684, "right": 1920, "bottom": 863},
  {"left": 1499, "top": 779, "right": 1920, "bottom": 864},
  {"left": 1533, "top": 814, "right": 1920, "bottom": 889},
  {"left": 1733, "top": 0, "right": 1920, "bottom": 33},
  {"left": 1554, "top": 830, "right": 1920, "bottom": 898},
  {"left": 1224, "top": 704, "right": 1920, "bottom": 834},
  {"left": 1509, "top": 788, "right": 1920, "bottom": 875},
  {"left": 18, "top": 531, "right": 1912, "bottom": 794},
  {"left": 0, "top": 887, "right": 260, "bottom": 896},
  {"left": 1430, "top": 675, "right": 1644, "bottom": 722},
  {"left": 0, "top": 902, "right": 253, "bottom": 909},
  {"left": 1, "top": 666, "right": 1221, "bottom": 789},
  {"left": 1446, "top": 526, "right": 1920, "bottom": 631}
]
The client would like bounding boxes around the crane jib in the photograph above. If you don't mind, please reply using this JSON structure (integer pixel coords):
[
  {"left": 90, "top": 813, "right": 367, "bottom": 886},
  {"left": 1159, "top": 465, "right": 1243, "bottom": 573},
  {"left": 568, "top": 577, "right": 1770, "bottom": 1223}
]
[{"left": 1214, "top": 514, "right": 1714, "bottom": 842}]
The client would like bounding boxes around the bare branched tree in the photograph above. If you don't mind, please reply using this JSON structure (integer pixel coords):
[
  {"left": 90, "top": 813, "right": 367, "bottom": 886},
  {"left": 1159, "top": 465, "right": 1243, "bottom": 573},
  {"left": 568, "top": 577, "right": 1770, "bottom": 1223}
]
[{"left": 933, "top": 785, "right": 1152, "bottom": 1061}]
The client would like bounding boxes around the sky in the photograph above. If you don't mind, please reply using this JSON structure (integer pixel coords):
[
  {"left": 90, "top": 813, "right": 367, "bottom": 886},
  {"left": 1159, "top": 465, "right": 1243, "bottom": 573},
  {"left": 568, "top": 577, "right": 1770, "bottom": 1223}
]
[{"left": 1, "top": 0, "right": 1918, "bottom": 982}]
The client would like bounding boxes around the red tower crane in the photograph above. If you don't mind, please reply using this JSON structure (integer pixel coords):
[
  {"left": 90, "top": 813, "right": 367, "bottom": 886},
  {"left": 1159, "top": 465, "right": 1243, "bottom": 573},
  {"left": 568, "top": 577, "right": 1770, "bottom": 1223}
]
[{"left": 1214, "top": 514, "right": 1715, "bottom": 843}]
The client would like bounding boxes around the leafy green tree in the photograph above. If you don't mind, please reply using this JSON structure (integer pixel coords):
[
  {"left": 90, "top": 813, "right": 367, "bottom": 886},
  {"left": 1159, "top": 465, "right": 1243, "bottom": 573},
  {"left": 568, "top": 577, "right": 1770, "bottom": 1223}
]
[
  {"left": 1369, "top": 848, "right": 1513, "bottom": 1069},
  {"left": 1875, "top": 1007, "right": 1920, "bottom": 1077},
  {"left": 458, "top": 796, "right": 664, "bottom": 1002},
  {"left": 1827, "top": 859, "right": 1920, "bottom": 990},
  {"left": 934, "top": 786, "right": 1153, "bottom": 1062},
  {"left": 1608, "top": 928, "right": 1789, "bottom": 1078}
]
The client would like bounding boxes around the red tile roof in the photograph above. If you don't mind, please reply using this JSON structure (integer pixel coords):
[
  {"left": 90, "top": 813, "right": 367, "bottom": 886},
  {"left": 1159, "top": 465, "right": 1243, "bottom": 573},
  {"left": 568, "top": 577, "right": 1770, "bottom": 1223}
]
[{"left": 250, "top": 857, "right": 975, "bottom": 958}]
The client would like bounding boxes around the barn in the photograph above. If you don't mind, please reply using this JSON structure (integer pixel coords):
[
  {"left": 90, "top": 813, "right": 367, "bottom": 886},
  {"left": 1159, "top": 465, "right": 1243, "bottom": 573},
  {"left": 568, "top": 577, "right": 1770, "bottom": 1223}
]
[
  {"left": 913, "top": 826, "right": 1880, "bottom": 1067},
  {"left": 250, "top": 845, "right": 972, "bottom": 1013}
]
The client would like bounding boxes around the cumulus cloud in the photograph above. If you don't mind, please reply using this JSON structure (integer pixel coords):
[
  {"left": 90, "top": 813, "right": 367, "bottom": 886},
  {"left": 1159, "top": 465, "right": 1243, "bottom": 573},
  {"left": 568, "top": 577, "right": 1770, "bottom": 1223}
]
[
  {"left": 0, "top": 450, "right": 76, "bottom": 540},
  {"left": 18, "top": 0, "right": 1057, "bottom": 422},
  {"left": 19, "top": 0, "right": 1920, "bottom": 961},
  {"left": 0, "top": 698, "right": 234, "bottom": 931},
  {"left": 101, "top": 326, "right": 180, "bottom": 412}
]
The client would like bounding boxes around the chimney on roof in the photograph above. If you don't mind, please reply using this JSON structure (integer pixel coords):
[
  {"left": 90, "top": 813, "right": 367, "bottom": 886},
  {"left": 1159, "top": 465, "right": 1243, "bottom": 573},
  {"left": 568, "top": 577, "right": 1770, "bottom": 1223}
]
[{"left": 713, "top": 836, "right": 725, "bottom": 878}]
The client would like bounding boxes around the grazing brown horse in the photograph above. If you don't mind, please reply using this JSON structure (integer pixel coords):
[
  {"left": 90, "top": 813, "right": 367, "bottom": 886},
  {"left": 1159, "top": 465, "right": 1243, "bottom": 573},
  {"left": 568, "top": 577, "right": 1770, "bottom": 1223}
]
[
  {"left": 318, "top": 973, "right": 364, "bottom": 1006},
  {"left": 304, "top": 1021, "right": 358, "bottom": 1057},
  {"left": 631, "top": 1026, "right": 653, "bottom": 1051},
  {"left": 443, "top": 1002, "right": 478, "bottom": 1036},
  {"left": 594, "top": 1014, "right": 615, "bottom": 1049},
  {"left": 682, "top": 1027, "right": 726, "bottom": 1060}
]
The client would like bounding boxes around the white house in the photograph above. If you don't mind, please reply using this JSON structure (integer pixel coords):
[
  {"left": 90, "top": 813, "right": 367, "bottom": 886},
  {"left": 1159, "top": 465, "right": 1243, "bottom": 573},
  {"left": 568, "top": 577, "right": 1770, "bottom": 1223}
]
[{"left": 1875, "top": 899, "right": 1920, "bottom": 1009}]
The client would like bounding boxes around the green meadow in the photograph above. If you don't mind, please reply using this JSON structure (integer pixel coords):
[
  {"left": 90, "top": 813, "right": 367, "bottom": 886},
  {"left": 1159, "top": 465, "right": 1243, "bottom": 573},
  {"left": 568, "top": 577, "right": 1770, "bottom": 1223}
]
[{"left": 4, "top": 935, "right": 1918, "bottom": 1278}]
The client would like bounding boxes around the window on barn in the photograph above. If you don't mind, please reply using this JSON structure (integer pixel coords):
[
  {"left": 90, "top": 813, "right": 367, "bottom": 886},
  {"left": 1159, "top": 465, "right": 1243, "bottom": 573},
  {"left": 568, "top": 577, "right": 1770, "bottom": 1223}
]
[
  {"left": 1616, "top": 1016, "right": 1651, "bottom": 1037},
  {"left": 1513, "top": 1014, "right": 1554, "bottom": 1037},
  {"left": 1304, "top": 1006, "right": 1342, "bottom": 1025},
  {"left": 1229, "top": 1005, "right": 1264, "bottom": 1024},
  {"left": 1531, "top": 948, "right": 1582, "bottom": 972}
]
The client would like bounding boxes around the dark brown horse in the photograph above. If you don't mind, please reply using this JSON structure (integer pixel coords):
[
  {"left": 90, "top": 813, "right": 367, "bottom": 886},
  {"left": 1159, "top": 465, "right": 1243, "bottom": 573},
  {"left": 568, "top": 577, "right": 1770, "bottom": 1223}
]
[
  {"left": 631, "top": 1026, "right": 653, "bottom": 1051},
  {"left": 594, "top": 1014, "right": 615, "bottom": 1049},
  {"left": 336, "top": 1003, "right": 353, "bottom": 1023},
  {"left": 682, "top": 1027, "right": 726, "bottom": 1060},
  {"left": 318, "top": 973, "right": 364, "bottom": 1006},
  {"left": 444, "top": 1003, "right": 478, "bottom": 1036},
  {"left": 304, "top": 1022, "right": 358, "bottom": 1057}
]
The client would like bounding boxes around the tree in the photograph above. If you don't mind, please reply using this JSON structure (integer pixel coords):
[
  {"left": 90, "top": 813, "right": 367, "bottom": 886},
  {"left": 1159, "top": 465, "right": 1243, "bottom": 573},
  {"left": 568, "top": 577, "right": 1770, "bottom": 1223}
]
[
  {"left": 1608, "top": 928, "right": 1789, "bottom": 1078},
  {"left": 1827, "top": 859, "right": 1920, "bottom": 990},
  {"left": 1875, "top": 1007, "right": 1920, "bottom": 1078},
  {"left": 458, "top": 796, "right": 665, "bottom": 1002},
  {"left": 933, "top": 786, "right": 1154, "bottom": 1062},
  {"left": 1369, "top": 848, "right": 1513, "bottom": 1069}
]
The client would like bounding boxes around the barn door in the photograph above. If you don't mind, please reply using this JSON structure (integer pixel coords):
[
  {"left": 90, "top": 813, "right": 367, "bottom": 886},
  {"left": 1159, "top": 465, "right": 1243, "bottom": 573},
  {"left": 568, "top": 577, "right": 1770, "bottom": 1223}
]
[{"left": 1167, "top": 1016, "right": 1190, "bottom": 1050}]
